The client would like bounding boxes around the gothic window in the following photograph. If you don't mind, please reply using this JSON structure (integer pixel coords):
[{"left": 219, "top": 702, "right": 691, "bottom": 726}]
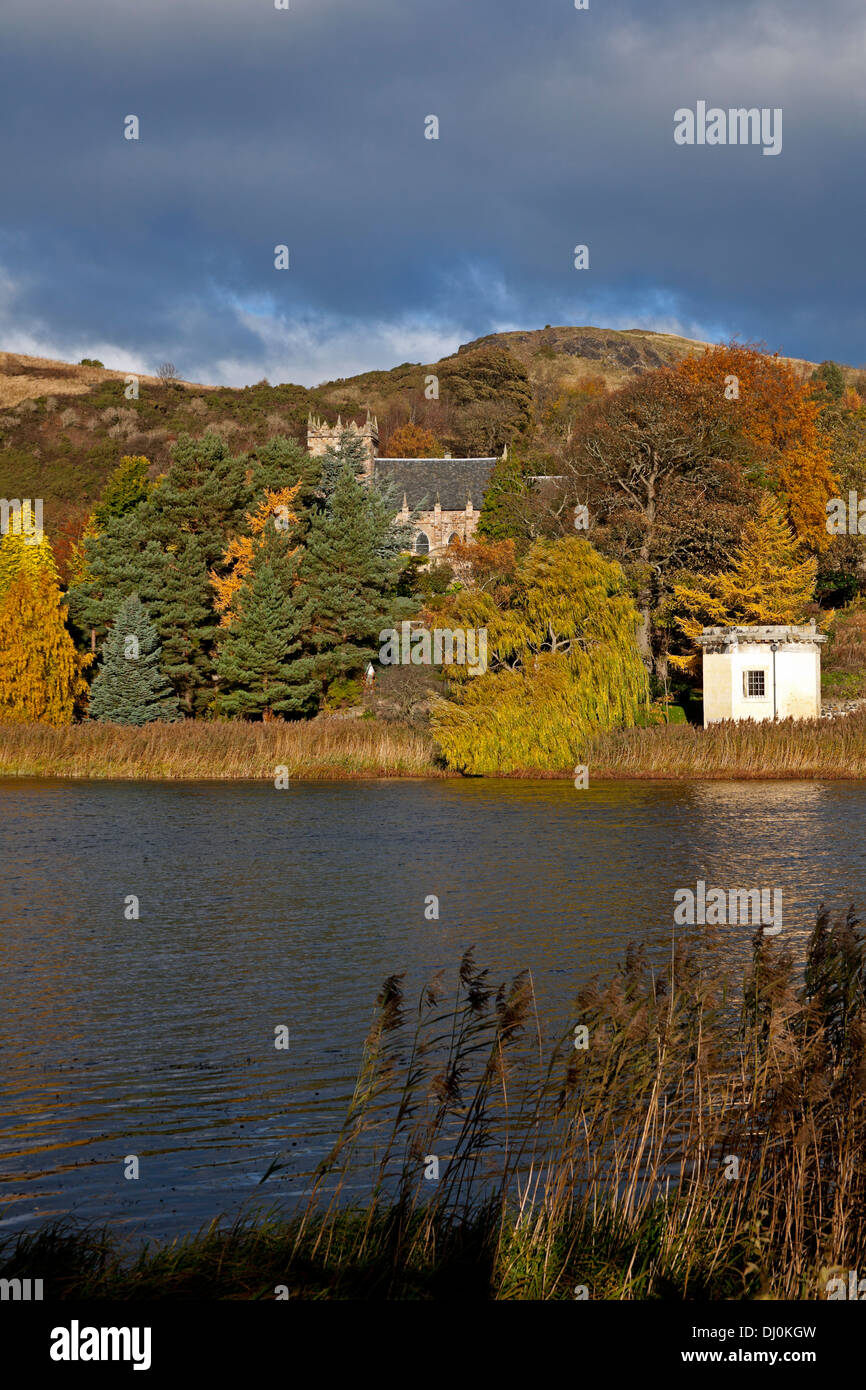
[
  {"left": 447, "top": 532, "right": 460, "bottom": 547},
  {"left": 415, "top": 532, "right": 430, "bottom": 555}
]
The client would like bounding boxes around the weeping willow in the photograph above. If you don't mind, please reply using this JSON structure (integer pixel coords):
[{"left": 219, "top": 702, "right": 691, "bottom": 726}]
[{"left": 432, "top": 537, "right": 649, "bottom": 774}]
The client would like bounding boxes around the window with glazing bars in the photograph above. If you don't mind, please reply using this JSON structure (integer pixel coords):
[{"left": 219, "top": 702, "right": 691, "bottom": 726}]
[{"left": 745, "top": 670, "right": 765, "bottom": 698}]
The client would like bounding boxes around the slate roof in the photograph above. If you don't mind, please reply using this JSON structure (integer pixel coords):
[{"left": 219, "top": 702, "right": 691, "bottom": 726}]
[{"left": 373, "top": 457, "right": 497, "bottom": 512}]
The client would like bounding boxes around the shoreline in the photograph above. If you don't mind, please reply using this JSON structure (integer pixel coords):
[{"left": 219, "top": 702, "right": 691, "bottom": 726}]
[{"left": 5, "top": 712, "right": 866, "bottom": 781}]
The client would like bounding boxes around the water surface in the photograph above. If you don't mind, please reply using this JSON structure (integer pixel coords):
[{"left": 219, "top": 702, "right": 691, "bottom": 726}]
[{"left": 1, "top": 777, "right": 863, "bottom": 1241}]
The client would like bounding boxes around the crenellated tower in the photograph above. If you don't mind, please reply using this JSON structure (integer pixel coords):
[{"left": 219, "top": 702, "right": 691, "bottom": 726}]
[{"left": 307, "top": 411, "right": 379, "bottom": 479}]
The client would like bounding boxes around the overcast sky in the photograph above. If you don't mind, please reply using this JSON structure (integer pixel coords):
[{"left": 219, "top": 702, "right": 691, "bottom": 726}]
[{"left": 1, "top": 0, "right": 863, "bottom": 385}]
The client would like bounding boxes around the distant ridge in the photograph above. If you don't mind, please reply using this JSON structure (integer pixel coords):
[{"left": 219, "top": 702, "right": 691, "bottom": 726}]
[{"left": 0, "top": 326, "right": 847, "bottom": 574}]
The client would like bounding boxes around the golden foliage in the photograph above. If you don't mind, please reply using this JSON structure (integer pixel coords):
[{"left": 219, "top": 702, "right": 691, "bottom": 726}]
[
  {"left": 0, "top": 566, "right": 91, "bottom": 726},
  {"left": 211, "top": 484, "right": 301, "bottom": 626},
  {"left": 433, "top": 536, "right": 649, "bottom": 773},
  {"left": 0, "top": 507, "right": 58, "bottom": 602},
  {"left": 670, "top": 493, "right": 817, "bottom": 669}
]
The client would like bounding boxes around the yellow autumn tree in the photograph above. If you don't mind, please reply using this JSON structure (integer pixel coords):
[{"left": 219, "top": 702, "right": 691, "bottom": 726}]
[
  {"left": 211, "top": 484, "right": 301, "bottom": 626},
  {"left": 0, "top": 557, "right": 91, "bottom": 726},
  {"left": 670, "top": 493, "right": 817, "bottom": 670},
  {"left": 0, "top": 503, "right": 58, "bottom": 601},
  {"left": 432, "top": 537, "right": 649, "bottom": 773}
]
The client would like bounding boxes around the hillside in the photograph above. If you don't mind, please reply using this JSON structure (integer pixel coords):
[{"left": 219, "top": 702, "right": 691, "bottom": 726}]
[{"left": 0, "top": 328, "right": 838, "bottom": 574}]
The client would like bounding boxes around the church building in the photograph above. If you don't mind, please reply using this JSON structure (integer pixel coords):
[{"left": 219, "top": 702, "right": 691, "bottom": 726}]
[{"left": 307, "top": 412, "right": 502, "bottom": 558}]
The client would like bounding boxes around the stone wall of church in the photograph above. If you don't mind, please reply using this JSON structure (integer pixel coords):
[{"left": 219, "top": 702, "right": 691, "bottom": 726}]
[
  {"left": 306, "top": 414, "right": 484, "bottom": 559},
  {"left": 400, "top": 503, "right": 480, "bottom": 557}
]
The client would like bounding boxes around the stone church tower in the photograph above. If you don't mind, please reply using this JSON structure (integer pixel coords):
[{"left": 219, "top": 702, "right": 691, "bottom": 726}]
[
  {"left": 305, "top": 411, "right": 501, "bottom": 558},
  {"left": 307, "top": 411, "right": 378, "bottom": 480}
]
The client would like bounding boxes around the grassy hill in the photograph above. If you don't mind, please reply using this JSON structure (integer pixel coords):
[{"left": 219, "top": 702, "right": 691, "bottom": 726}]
[{"left": 0, "top": 328, "right": 836, "bottom": 573}]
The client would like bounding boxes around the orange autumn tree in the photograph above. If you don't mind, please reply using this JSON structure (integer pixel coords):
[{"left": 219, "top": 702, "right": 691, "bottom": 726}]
[
  {"left": 211, "top": 484, "right": 301, "bottom": 627},
  {"left": 444, "top": 537, "right": 519, "bottom": 602},
  {"left": 0, "top": 528, "right": 91, "bottom": 725},
  {"left": 382, "top": 423, "right": 443, "bottom": 458},
  {"left": 676, "top": 344, "right": 838, "bottom": 551}
]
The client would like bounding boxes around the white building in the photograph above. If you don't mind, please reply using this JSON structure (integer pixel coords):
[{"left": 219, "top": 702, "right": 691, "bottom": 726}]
[{"left": 696, "top": 624, "right": 826, "bottom": 726}]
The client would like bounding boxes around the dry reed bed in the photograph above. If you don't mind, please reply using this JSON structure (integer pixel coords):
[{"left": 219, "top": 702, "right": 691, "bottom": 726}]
[
  {"left": 0, "top": 717, "right": 440, "bottom": 780},
  {"left": 587, "top": 710, "right": 866, "bottom": 779},
  {"left": 4, "top": 711, "right": 866, "bottom": 781}
]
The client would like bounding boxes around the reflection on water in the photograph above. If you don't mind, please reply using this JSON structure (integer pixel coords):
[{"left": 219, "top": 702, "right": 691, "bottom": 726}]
[{"left": 1, "top": 776, "right": 865, "bottom": 1241}]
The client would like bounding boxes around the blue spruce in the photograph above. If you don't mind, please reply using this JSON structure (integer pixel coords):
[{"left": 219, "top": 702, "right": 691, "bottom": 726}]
[{"left": 89, "top": 594, "right": 182, "bottom": 725}]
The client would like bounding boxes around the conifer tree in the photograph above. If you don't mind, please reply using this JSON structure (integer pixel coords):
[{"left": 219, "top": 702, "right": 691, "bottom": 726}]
[
  {"left": 671, "top": 492, "right": 817, "bottom": 667},
  {"left": 308, "top": 431, "right": 414, "bottom": 558},
  {"left": 314, "top": 430, "right": 370, "bottom": 500},
  {"left": 89, "top": 594, "right": 181, "bottom": 724},
  {"left": 68, "top": 456, "right": 153, "bottom": 590},
  {"left": 288, "top": 463, "right": 402, "bottom": 697},
  {"left": 215, "top": 525, "right": 317, "bottom": 718},
  {"left": 211, "top": 483, "right": 301, "bottom": 626},
  {"left": 477, "top": 455, "right": 533, "bottom": 542},
  {"left": 92, "top": 455, "right": 152, "bottom": 529},
  {"left": 67, "top": 433, "right": 254, "bottom": 711}
]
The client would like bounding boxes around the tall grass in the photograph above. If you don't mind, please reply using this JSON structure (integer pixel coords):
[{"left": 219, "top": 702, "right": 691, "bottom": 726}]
[
  {"left": 5, "top": 711, "right": 866, "bottom": 780},
  {"left": 5, "top": 906, "right": 864, "bottom": 1299},
  {"left": 585, "top": 709, "right": 866, "bottom": 779},
  {"left": 0, "top": 716, "right": 440, "bottom": 780}
]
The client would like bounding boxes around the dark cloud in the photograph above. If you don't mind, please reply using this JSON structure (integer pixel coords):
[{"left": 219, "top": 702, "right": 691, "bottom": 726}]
[{"left": 1, "top": 0, "right": 863, "bottom": 383}]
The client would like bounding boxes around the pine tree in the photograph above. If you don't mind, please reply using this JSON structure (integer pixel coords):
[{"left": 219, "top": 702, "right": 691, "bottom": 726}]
[
  {"left": 249, "top": 434, "right": 318, "bottom": 510},
  {"left": 811, "top": 360, "right": 846, "bottom": 402},
  {"left": 68, "top": 456, "right": 153, "bottom": 590},
  {"left": 314, "top": 430, "right": 370, "bottom": 501},
  {"left": 476, "top": 455, "right": 533, "bottom": 541},
  {"left": 211, "top": 483, "right": 301, "bottom": 626},
  {"left": 67, "top": 432, "right": 254, "bottom": 712},
  {"left": 89, "top": 594, "right": 181, "bottom": 725},
  {"left": 289, "top": 463, "right": 401, "bottom": 697},
  {"left": 215, "top": 525, "right": 317, "bottom": 718},
  {"left": 671, "top": 492, "right": 817, "bottom": 666},
  {"left": 0, "top": 562, "right": 90, "bottom": 726}
]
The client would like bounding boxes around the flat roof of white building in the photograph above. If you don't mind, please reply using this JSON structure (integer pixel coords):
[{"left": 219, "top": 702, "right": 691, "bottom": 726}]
[{"left": 696, "top": 623, "right": 827, "bottom": 647}]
